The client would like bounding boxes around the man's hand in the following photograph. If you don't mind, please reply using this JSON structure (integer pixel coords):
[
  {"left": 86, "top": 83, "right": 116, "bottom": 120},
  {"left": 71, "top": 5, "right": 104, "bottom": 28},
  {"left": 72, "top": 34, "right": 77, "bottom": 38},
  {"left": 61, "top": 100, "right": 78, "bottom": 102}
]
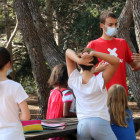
[
  {"left": 129, "top": 53, "right": 140, "bottom": 71},
  {"left": 132, "top": 53, "right": 140, "bottom": 62}
]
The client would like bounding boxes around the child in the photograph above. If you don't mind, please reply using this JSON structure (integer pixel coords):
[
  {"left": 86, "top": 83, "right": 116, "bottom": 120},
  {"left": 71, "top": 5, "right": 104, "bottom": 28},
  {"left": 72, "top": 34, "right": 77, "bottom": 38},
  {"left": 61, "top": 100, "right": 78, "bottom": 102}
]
[
  {"left": 46, "top": 64, "right": 76, "bottom": 140},
  {"left": 66, "top": 48, "right": 120, "bottom": 140},
  {"left": 107, "top": 84, "right": 136, "bottom": 140},
  {"left": 0, "top": 47, "right": 30, "bottom": 140}
]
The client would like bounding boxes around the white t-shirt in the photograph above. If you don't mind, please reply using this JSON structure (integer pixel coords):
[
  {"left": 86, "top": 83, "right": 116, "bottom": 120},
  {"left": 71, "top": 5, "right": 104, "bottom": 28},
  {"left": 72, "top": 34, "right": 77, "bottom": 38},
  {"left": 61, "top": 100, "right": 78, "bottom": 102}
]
[
  {"left": 62, "top": 89, "right": 76, "bottom": 113},
  {"left": 0, "top": 80, "right": 29, "bottom": 140},
  {"left": 68, "top": 69, "right": 110, "bottom": 121}
]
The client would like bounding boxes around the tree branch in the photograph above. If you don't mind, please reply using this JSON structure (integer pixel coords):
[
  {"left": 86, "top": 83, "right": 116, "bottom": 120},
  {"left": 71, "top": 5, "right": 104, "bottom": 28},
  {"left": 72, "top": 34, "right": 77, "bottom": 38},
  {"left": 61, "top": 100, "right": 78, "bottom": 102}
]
[{"left": 6, "top": 15, "right": 18, "bottom": 49}]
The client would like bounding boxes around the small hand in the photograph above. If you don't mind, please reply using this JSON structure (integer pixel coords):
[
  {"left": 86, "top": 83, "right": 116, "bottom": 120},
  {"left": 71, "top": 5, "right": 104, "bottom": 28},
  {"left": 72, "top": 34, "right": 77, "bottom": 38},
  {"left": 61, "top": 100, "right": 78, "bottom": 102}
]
[
  {"left": 81, "top": 52, "right": 93, "bottom": 59},
  {"left": 79, "top": 51, "right": 94, "bottom": 66},
  {"left": 96, "top": 60, "right": 109, "bottom": 72},
  {"left": 78, "top": 53, "right": 93, "bottom": 66},
  {"left": 132, "top": 53, "right": 140, "bottom": 62},
  {"left": 79, "top": 57, "right": 94, "bottom": 66}
]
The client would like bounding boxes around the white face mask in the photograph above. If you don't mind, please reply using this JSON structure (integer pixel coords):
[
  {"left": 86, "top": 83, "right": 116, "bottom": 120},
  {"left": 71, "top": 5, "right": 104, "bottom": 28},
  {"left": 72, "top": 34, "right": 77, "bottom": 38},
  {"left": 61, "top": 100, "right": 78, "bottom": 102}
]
[{"left": 104, "top": 25, "right": 117, "bottom": 37}]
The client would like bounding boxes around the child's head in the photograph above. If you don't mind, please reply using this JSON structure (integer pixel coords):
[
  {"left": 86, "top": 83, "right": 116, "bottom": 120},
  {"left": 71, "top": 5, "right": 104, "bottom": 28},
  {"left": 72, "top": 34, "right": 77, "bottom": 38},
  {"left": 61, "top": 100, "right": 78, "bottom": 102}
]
[
  {"left": 0, "top": 47, "right": 11, "bottom": 71},
  {"left": 100, "top": 11, "right": 117, "bottom": 25},
  {"left": 77, "top": 48, "right": 99, "bottom": 71},
  {"left": 48, "top": 64, "right": 68, "bottom": 87},
  {"left": 107, "top": 84, "right": 129, "bottom": 127}
]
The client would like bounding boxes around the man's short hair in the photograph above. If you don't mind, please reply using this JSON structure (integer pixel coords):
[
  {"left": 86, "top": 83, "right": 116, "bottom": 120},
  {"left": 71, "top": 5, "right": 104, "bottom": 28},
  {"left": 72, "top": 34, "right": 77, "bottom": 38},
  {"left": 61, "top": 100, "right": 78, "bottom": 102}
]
[{"left": 100, "top": 11, "right": 117, "bottom": 24}]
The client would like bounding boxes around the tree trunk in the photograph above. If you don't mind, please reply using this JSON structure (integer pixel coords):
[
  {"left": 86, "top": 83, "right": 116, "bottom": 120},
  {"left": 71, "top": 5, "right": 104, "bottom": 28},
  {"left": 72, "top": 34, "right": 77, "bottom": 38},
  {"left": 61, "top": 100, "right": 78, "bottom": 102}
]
[
  {"left": 117, "top": 0, "right": 140, "bottom": 108},
  {"left": 132, "top": 0, "right": 140, "bottom": 50},
  {"left": 14, "top": 0, "right": 50, "bottom": 119},
  {"left": 27, "top": 0, "right": 65, "bottom": 69},
  {"left": 46, "top": 0, "right": 53, "bottom": 36}
]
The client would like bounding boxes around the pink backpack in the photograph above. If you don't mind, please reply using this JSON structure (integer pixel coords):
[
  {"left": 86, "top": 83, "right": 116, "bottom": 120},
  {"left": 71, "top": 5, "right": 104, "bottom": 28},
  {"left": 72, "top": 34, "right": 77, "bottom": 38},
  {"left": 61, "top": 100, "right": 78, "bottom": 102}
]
[{"left": 46, "top": 87, "right": 66, "bottom": 119}]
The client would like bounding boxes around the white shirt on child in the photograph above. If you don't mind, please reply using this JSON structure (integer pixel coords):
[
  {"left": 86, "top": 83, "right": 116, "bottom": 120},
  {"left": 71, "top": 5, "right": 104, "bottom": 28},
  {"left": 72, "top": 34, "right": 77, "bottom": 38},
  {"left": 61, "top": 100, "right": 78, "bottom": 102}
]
[
  {"left": 68, "top": 69, "right": 110, "bottom": 121},
  {"left": 0, "top": 80, "right": 29, "bottom": 140}
]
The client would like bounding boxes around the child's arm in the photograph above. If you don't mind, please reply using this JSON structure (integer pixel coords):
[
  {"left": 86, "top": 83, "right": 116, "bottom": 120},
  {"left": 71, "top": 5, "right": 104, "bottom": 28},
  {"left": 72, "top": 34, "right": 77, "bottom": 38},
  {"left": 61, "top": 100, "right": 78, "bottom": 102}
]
[
  {"left": 89, "top": 51, "right": 120, "bottom": 88},
  {"left": 63, "top": 102, "right": 76, "bottom": 118},
  {"left": 19, "top": 100, "right": 31, "bottom": 121},
  {"left": 66, "top": 49, "right": 93, "bottom": 77}
]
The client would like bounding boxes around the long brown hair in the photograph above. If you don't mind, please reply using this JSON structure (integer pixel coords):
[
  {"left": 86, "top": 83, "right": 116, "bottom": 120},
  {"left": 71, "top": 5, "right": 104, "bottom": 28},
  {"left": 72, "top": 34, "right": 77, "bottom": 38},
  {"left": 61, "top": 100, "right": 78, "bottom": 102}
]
[
  {"left": 48, "top": 64, "right": 68, "bottom": 87},
  {"left": 107, "top": 84, "right": 130, "bottom": 127}
]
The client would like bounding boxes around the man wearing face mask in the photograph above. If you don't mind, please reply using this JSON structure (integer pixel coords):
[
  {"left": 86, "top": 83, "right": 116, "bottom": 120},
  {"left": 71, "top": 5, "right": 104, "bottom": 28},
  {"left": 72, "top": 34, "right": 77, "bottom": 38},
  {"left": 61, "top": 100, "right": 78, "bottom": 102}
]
[{"left": 86, "top": 10, "right": 140, "bottom": 95}]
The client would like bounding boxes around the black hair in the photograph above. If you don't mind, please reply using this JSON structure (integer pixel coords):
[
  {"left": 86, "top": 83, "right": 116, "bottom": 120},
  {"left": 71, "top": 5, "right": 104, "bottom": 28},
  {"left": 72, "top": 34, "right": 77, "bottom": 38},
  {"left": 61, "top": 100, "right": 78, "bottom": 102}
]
[
  {"left": 0, "top": 47, "right": 11, "bottom": 70},
  {"left": 79, "top": 57, "right": 99, "bottom": 71}
]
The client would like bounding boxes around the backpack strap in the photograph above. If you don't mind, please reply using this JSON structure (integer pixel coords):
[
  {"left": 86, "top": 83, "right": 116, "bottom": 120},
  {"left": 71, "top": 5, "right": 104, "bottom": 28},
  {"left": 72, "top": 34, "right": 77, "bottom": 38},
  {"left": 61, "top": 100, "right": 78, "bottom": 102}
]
[
  {"left": 57, "top": 88, "right": 68, "bottom": 95},
  {"left": 55, "top": 88, "right": 73, "bottom": 98}
]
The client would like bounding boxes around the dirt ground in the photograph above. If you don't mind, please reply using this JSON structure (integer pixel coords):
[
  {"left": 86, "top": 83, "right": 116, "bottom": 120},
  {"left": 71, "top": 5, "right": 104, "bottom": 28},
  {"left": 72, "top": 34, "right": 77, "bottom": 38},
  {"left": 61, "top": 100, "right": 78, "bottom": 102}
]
[{"left": 27, "top": 94, "right": 140, "bottom": 140}]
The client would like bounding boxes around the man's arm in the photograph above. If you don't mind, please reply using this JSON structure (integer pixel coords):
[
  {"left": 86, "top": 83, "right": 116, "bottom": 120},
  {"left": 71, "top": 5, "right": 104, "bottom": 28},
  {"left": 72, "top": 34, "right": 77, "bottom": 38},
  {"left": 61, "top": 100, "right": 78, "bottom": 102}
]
[{"left": 123, "top": 40, "right": 140, "bottom": 71}]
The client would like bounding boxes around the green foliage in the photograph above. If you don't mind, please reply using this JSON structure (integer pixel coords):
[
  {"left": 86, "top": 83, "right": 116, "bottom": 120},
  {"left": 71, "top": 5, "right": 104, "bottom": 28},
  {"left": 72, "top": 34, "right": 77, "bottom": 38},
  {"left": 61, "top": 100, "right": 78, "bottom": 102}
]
[
  {"left": 38, "top": 0, "right": 46, "bottom": 12},
  {"left": 61, "top": 10, "right": 101, "bottom": 50},
  {"left": 0, "top": 0, "right": 15, "bottom": 32},
  {"left": 60, "top": 0, "right": 125, "bottom": 51},
  {"left": 0, "top": 22, "right": 5, "bottom": 30},
  {"left": 37, "top": 0, "right": 125, "bottom": 51}
]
